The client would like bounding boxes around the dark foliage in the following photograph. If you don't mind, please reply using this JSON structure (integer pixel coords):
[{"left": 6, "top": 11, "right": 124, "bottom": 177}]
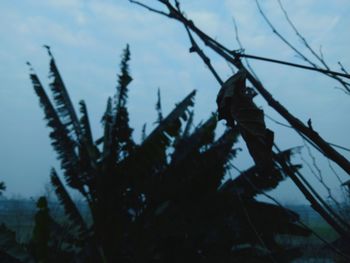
[
  {"left": 0, "top": 182, "right": 5, "bottom": 195},
  {"left": 217, "top": 69, "right": 275, "bottom": 181},
  {"left": 0, "top": 46, "right": 311, "bottom": 262}
]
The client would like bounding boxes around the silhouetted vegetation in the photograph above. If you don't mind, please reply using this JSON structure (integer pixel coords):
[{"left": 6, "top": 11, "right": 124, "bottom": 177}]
[
  {"left": 130, "top": 0, "right": 350, "bottom": 260},
  {"left": 0, "top": 45, "right": 314, "bottom": 262},
  {"left": 0, "top": 182, "right": 5, "bottom": 196},
  {"left": 1, "top": 2, "right": 349, "bottom": 261}
]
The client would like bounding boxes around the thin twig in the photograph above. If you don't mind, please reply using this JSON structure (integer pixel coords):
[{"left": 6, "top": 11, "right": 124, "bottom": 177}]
[
  {"left": 255, "top": 0, "right": 350, "bottom": 91},
  {"left": 132, "top": 0, "right": 350, "bottom": 176},
  {"left": 238, "top": 53, "right": 350, "bottom": 80},
  {"left": 265, "top": 114, "right": 292, "bottom": 128},
  {"left": 276, "top": 0, "right": 328, "bottom": 68},
  {"left": 231, "top": 17, "right": 259, "bottom": 80},
  {"left": 276, "top": 0, "right": 350, "bottom": 89},
  {"left": 131, "top": 0, "right": 350, "bottom": 230},
  {"left": 238, "top": 195, "right": 277, "bottom": 263},
  {"left": 277, "top": 0, "right": 350, "bottom": 94},
  {"left": 274, "top": 144, "right": 350, "bottom": 233},
  {"left": 128, "top": 0, "right": 169, "bottom": 16},
  {"left": 338, "top": 61, "right": 349, "bottom": 75},
  {"left": 265, "top": 114, "right": 350, "bottom": 154},
  {"left": 300, "top": 148, "right": 341, "bottom": 211},
  {"left": 255, "top": 0, "right": 316, "bottom": 66},
  {"left": 302, "top": 139, "right": 342, "bottom": 212},
  {"left": 327, "top": 159, "right": 349, "bottom": 215},
  {"left": 328, "top": 159, "right": 344, "bottom": 186},
  {"left": 328, "top": 143, "right": 350, "bottom": 153},
  {"left": 184, "top": 24, "right": 223, "bottom": 85},
  {"left": 303, "top": 140, "right": 324, "bottom": 181},
  {"left": 227, "top": 161, "right": 350, "bottom": 261}
]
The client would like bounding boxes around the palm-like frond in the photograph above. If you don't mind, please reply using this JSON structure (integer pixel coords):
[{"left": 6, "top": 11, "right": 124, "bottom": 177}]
[
  {"left": 111, "top": 105, "right": 135, "bottom": 161},
  {"left": 79, "top": 100, "right": 93, "bottom": 147},
  {"left": 115, "top": 44, "right": 132, "bottom": 109},
  {"left": 107, "top": 45, "right": 135, "bottom": 162},
  {"left": 50, "top": 169, "right": 87, "bottom": 236},
  {"left": 29, "top": 45, "right": 311, "bottom": 262},
  {"left": 171, "top": 109, "right": 194, "bottom": 148},
  {"left": 236, "top": 199, "right": 310, "bottom": 238},
  {"left": 199, "top": 127, "right": 240, "bottom": 183},
  {"left": 140, "top": 89, "right": 196, "bottom": 164},
  {"left": 143, "top": 90, "right": 196, "bottom": 145},
  {"left": 155, "top": 88, "right": 163, "bottom": 123},
  {"left": 101, "top": 97, "right": 113, "bottom": 160},
  {"left": 220, "top": 147, "right": 302, "bottom": 197},
  {"left": 47, "top": 48, "right": 98, "bottom": 188},
  {"left": 181, "top": 110, "right": 194, "bottom": 138},
  {"left": 141, "top": 123, "right": 147, "bottom": 142},
  {"left": 145, "top": 114, "right": 217, "bottom": 202},
  {"left": 28, "top": 64, "right": 83, "bottom": 190},
  {"left": 45, "top": 46, "right": 82, "bottom": 140},
  {"left": 79, "top": 100, "right": 100, "bottom": 171},
  {"left": 169, "top": 126, "right": 239, "bottom": 196},
  {"left": 170, "top": 113, "right": 217, "bottom": 166},
  {"left": 120, "top": 90, "right": 196, "bottom": 194}
]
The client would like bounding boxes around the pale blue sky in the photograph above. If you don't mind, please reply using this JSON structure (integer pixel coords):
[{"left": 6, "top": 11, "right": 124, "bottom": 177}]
[{"left": 0, "top": 0, "right": 349, "bottom": 204}]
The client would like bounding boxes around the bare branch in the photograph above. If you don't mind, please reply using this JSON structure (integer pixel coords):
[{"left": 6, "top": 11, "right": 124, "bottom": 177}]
[
  {"left": 334, "top": 86, "right": 350, "bottom": 95},
  {"left": 184, "top": 25, "right": 223, "bottom": 85},
  {"left": 329, "top": 143, "right": 350, "bottom": 153},
  {"left": 133, "top": 0, "right": 350, "bottom": 81},
  {"left": 239, "top": 53, "right": 350, "bottom": 80},
  {"left": 338, "top": 61, "right": 349, "bottom": 75},
  {"left": 136, "top": 0, "right": 350, "bottom": 176},
  {"left": 265, "top": 113, "right": 292, "bottom": 128},
  {"left": 264, "top": 114, "right": 350, "bottom": 153},
  {"left": 273, "top": 144, "right": 350, "bottom": 236},
  {"left": 255, "top": 0, "right": 350, "bottom": 92},
  {"left": 255, "top": 0, "right": 315, "bottom": 65},
  {"left": 228, "top": 161, "right": 350, "bottom": 260},
  {"left": 276, "top": 0, "right": 350, "bottom": 90},
  {"left": 301, "top": 142, "right": 341, "bottom": 210},
  {"left": 327, "top": 159, "right": 349, "bottom": 202},
  {"left": 328, "top": 159, "right": 344, "bottom": 185},
  {"left": 231, "top": 17, "right": 259, "bottom": 80},
  {"left": 276, "top": 0, "right": 327, "bottom": 67},
  {"left": 129, "top": 0, "right": 169, "bottom": 17}
]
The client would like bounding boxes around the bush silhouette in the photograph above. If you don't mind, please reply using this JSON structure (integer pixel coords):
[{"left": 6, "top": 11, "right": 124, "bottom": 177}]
[{"left": 0, "top": 45, "right": 310, "bottom": 262}]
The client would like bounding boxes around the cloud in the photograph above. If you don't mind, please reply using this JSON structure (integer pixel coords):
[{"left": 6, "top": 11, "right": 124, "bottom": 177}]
[
  {"left": 1, "top": 0, "right": 350, "bottom": 203},
  {"left": 43, "top": 0, "right": 82, "bottom": 9},
  {"left": 17, "top": 17, "right": 96, "bottom": 47},
  {"left": 186, "top": 10, "right": 221, "bottom": 35}
]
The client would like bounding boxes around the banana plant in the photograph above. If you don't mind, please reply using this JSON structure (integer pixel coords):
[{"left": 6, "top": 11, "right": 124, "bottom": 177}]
[{"left": 0, "top": 45, "right": 311, "bottom": 262}]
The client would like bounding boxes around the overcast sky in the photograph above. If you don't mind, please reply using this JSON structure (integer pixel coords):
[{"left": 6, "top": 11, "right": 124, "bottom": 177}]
[{"left": 0, "top": 0, "right": 349, "bottom": 204}]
